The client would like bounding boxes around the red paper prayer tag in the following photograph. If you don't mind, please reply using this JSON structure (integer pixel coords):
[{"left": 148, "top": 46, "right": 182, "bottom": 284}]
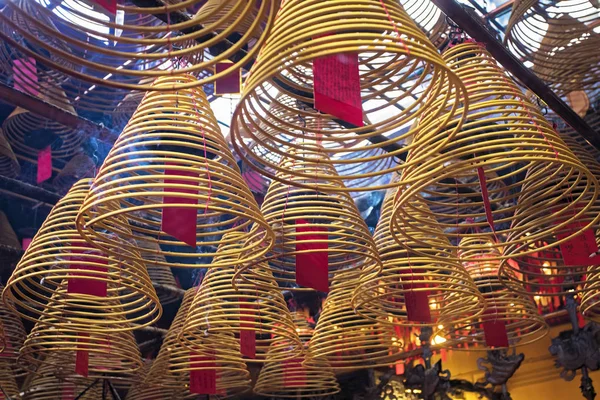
[
  {"left": 395, "top": 361, "right": 404, "bottom": 375},
  {"left": 240, "top": 300, "right": 256, "bottom": 359},
  {"left": 214, "top": 63, "right": 241, "bottom": 95},
  {"left": 189, "top": 354, "right": 217, "bottom": 394},
  {"left": 37, "top": 146, "right": 52, "bottom": 184},
  {"left": 67, "top": 244, "right": 108, "bottom": 297},
  {"left": 162, "top": 167, "right": 199, "bottom": 248},
  {"left": 62, "top": 382, "right": 75, "bottom": 400},
  {"left": 477, "top": 167, "right": 495, "bottom": 233},
  {"left": 13, "top": 58, "right": 38, "bottom": 97},
  {"left": 482, "top": 309, "right": 509, "bottom": 348},
  {"left": 556, "top": 222, "right": 599, "bottom": 266},
  {"left": 92, "top": 0, "right": 116, "bottom": 14},
  {"left": 404, "top": 291, "right": 431, "bottom": 323},
  {"left": 283, "top": 358, "right": 305, "bottom": 388},
  {"left": 295, "top": 219, "right": 329, "bottom": 292},
  {"left": 75, "top": 333, "right": 89, "bottom": 377},
  {"left": 313, "top": 52, "right": 363, "bottom": 127},
  {"left": 22, "top": 238, "right": 32, "bottom": 251}
]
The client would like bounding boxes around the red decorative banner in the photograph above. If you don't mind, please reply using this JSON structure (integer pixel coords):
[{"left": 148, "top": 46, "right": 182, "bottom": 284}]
[
  {"left": 13, "top": 58, "right": 38, "bottom": 97},
  {"left": 189, "top": 353, "right": 217, "bottom": 395},
  {"left": 214, "top": 63, "right": 241, "bottom": 95},
  {"left": 482, "top": 309, "right": 509, "bottom": 348},
  {"left": 37, "top": 146, "right": 52, "bottom": 184},
  {"left": 477, "top": 166, "right": 495, "bottom": 234},
  {"left": 295, "top": 219, "right": 329, "bottom": 292},
  {"left": 313, "top": 52, "right": 363, "bottom": 127},
  {"left": 68, "top": 244, "right": 108, "bottom": 297},
  {"left": 75, "top": 333, "right": 89, "bottom": 377},
  {"left": 283, "top": 358, "right": 305, "bottom": 388},
  {"left": 22, "top": 238, "right": 32, "bottom": 251},
  {"left": 162, "top": 166, "right": 198, "bottom": 248},
  {"left": 239, "top": 300, "right": 256, "bottom": 359}
]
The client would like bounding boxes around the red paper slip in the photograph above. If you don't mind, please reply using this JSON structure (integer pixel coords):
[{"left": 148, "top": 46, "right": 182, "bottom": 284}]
[
  {"left": 13, "top": 58, "right": 38, "bottom": 97},
  {"left": 92, "top": 0, "right": 116, "bottom": 14},
  {"left": 37, "top": 146, "right": 52, "bottom": 184},
  {"left": 162, "top": 167, "right": 198, "bottom": 248},
  {"left": 402, "top": 270, "right": 431, "bottom": 323},
  {"left": 214, "top": 63, "right": 241, "bottom": 95},
  {"left": 477, "top": 167, "right": 495, "bottom": 234},
  {"left": 482, "top": 309, "right": 509, "bottom": 348},
  {"left": 283, "top": 358, "right": 305, "bottom": 388},
  {"left": 295, "top": 219, "right": 329, "bottom": 292},
  {"left": 68, "top": 244, "right": 108, "bottom": 297},
  {"left": 556, "top": 221, "right": 599, "bottom": 266},
  {"left": 189, "top": 354, "right": 217, "bottom": 394},
  {"left": 75, "top": 333, "right": 89, "bottom": 377},
  {"left": 240, "top": 300, "right": 256, "bottom": 359},
  {"left": 22, "top": 238, "right": 32, "bottom": 251},
  {"left": 313, "top": 52, "right": 363, "bottom": 127}
]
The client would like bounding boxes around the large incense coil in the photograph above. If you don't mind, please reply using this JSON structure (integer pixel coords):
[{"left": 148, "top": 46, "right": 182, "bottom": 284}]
[
  {"left": 77, "top": 75, "right": 274, "bottom": 269},
  {"left": 354, "top": 188, "right": 484, "bottom": 328},
  {"left": 309, "top": 271, "right": 402, "bottom": 370},
  {"left": 0, "top": 129, "right": 20, "bottom": 178},
  {"left": 230, "top": 0, "right": 468, "bottom": 192},
  {"left": 391, "top": 41, "right": 599, "bottom": 262},
  {"left": 400, "top": 0, "right": 448, "bottom": 48},
  {"left": 0, "top": 0, "right": 278, "bottom": 91},
  {"left": 148, "top": 289, "right": 251, "bottom": 398},
  {"left": 0, "top": 284, "right": 27, "bottom": 370},
  {"left": 235, "top": 147, "right": 380, "bottom": 291},
  {"left": 135, "top": 237, "right": 181, "bottom": 305},
  {"left": 505, "top": 0, "right": 600, "bottom": 94},
  {"left": 0, "top": 361, "right": 19, "bottom": 399},
  {"left": 439, "top": 236, "right": 548, "bottom": 350},
  {"left": 3, "top": 179, "right": 161, "bottom": 331},
  {"left": 180, "top": 232, "right": 303, "bottom": 363}
]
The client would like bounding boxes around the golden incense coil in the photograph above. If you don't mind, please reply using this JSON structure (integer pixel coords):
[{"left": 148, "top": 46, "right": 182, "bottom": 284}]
[
  {"left": 77, "top": 75, "right": 274, "bottom": 269},
  {"left": 135, "top": 237, "right": 181, "bottom": 306},
  {"left": 400, "top": 0, "right": 448, "bottom": 48},
  {"left": 125, "top": 360, "right": 187, "bottom": 400},
  {"left": 0, "top": 283, "right": 27, "bottom": 371},
  {"left": 0, "top": 129, "right": 19, "bottom": 178},
  {"left": 3, "top": 178, "right": 161, "bottom": 330}
]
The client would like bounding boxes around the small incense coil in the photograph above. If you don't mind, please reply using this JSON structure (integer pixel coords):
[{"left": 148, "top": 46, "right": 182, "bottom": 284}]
[
  {"left": 135, "top": 237, "right": 181, "bottom": 305},
  {"left": 392, "top": 41, "right": 599, "bottom": 263},
  {"left": 0, "top": 361, "right": 19, "bottom": 399},
  {"left": 180, "top": 232, "right": 303, "bottom": 362},
  {"left": 310, "top": 271, "right": 402, "bottom": 370},
  {"left": 0, "top": 211, "right": 20, "bottom": 249},
  {"left": 235, "top": 146, "right": 380, "bottom": 291},
  {"left": 354, "top": 189, "right": 484, "bottom": 328},
  {"left": 147, "top": 289, "right": 251, "bottom": 398},
  {"left": 439, "top": 236, "right": 548, "bottom": 350},
  {"left": 0, "top": 129, "right": 20, "bottom": 178},
  {"left": 77, "top": 75, "right": 274, "bottom": 269},
  {"left": 0, "top": 284, "right": 27, "bottom": 370},
  {"left": 231, "top": 0, "right": 468, "bottom": 192},
  {"left": 290, "top": 311, "right": 314, "bottom": 344},
  {"left": 400, "top": 0, "right": 448, "bottom": 48},
  {"left": 504, "top": 0, "right": 600, "bottom": 94},
  {"left": 3, "top": 179, "right": 161, "bottom": 330},
  {"left": 0, "top": 0, "right": 278, "bottom": 91},
  {"left": 53, "top": 153, "right": 96, "bottom": 193}
]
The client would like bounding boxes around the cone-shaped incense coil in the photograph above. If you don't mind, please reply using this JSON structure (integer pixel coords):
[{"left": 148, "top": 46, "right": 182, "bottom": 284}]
[
  {"left": 400, "top": 0, "right": 448, "bottom": 47},
  {"left": 0, "top": 361, "right": 19, "bottom": 398},
  {"left": 77, "top": 75, "right": 274, "bottom": 269},
  {"left": 148, "top": 289, "right": 251, "bottom": 398},
  {"left": 354, "top": 188, "right": 484, "bottom": 328},
  {"left": 290, "top": 312, "right": 314, "bottom": 344},
  {"left": 3, "top": 179, "right": 161, "bottom": 330},
  {"left": 0, "top": 0, "right": 277, "bottom": 90},
  {"left": 53, "top": 154, "right": 96, "bottom": 193},
  {"left": 0, "top": 283, "right": 27, "bottom": 370},
  {"left": 180, "top": 232, "right": 302, "bottom": 362},
  {"left": 392, "top": 41, "right": 599, "bottom": 263},
  {"left": 0, "top": 211, "right": 20, "bottom": 249},
  {"left": 231, "top": 0, "right": 468, "bottom": 191},
  {"left": 125, "top": 361, "right": 186, "bottom": 400},
  {"left": 135, "top": 237, "right": 181, "bottom": 306},
  {"left": 310, "top": 270, "right": 402, "bottom": 370},
  {"left": 235, "top": 146, "right": 380, "bottom": 291},
  {"left": 0, "top": 129, "right": 19, "bottom": 178},
  {"left": 439, "top": 236, "right": 548, "bottom": 350},
  {"left": 504, "top": 0, "right": 600, "bottom": 94}
]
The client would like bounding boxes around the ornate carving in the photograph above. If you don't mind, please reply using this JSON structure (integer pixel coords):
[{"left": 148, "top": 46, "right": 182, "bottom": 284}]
[
  {"left": 477, "top": 350, "right": 525, "bottom": 388},
  {"left": 404, "top": 360, "right": 451, "bottom": 398},
  {"left": 549, "top": 321, "right": 600, "bottom": 381}
]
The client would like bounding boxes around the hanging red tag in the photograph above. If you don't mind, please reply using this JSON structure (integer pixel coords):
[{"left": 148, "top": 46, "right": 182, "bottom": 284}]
[
  {"left": 313, "top": 52, "right": 363, "bottom": 127},
  {"left": 402, "top": 270, "right": 431, "bottom": 323},
  {"left": 395, "top": 361, "right": 404, "bottom": 375},
  {"left": 556, "top": 222, "right": 599, "bottom": 266},
  {"left": 578, "top": 312, "right": 586, "bottom": 328},
  {"left": 37, "top": 146, "right": 52, "bottom": 184},
  {"left": 92, "top": 0, "right": 116, "bottom": 14},
  {"left": 22, "top": 238, "right": 32, "bottom": 251},
  {"left": 482, "top": 309, "right": 509, "bottom": 348},
  {"left": 477, "top": 167, "right": 495, "bottom": 233},
  {"left": 68, "top": 244, "right": 108, "bottom": 297},
  {"left": 441, "top": 348, "right": 448, "bottom": 363},
  {"left": 62, "top": 382, "right": 75, "bottom": 400},
  {"left": 240, "top": 300, "right": 256, "bottom": 359},
  {"left": 283, "top": 358, "right": 305, "bottom": 388},
  {"left": 13, "top": 58, "right": 38, "bottom": 97},
  {"left": 162, "top": 166, "right": 198, "bottom": 248},
  {"left": 189, "top": 353, "right": 217, "bottom": 395},
  {"left": 214, "top": 63, "right": 241, "bottom": 95},
  {"left": 295, "top": 219, "right": 329, "bottom": 292},
  {"left": 75, "top": 333, "right": 89, "bottom": 377}
]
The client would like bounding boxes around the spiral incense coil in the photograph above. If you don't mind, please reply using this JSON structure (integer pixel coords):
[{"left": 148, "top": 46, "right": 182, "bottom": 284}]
[
  {"left": 400, "top": 0, "right": 448, "bottom": 48},
  {"left": 3, "top": 178, "right": 161, "bottom": 330},
  {"left": 0, "top": 284, "right": 27, "bottom": 369},
  {"left": 0, "top": 129, "right": 20, "bottom": 178},
  {"left": 180, "top": 232, "right": 303, "bottom": 362},
  {"left": 0, "top": 361, "right": 19, "bottom": 399},
  {"left": 290, "top": 312, "right": 314, "bottom": 344},
  {"left": 0, "top": 0, "right": 278, "bottom": 91},
  {"left": 310, "top": 271, "right": 402, "bottom": 370},
  {"left": 53, "top": 153, "right": 96, "bottom": 193},
  {"left": 439, "top": 236, "right": 548, "bottom": 350},
  {"left": 135, "top": 237, "right": 181, "bottom": 305},
  {"left": 391, "top": 41, "right": 599, "bottom": 262},
  {"left": 230, "top": 0, "right": 468, "bottom": 192},
  {"left": 77, "top": 75, "right": 274, "bottom": 269},
  {"left": 235, "top": 146, "right": 381, "bottom": 291},
  {"left": 505, "top": 0, "right": 600, "bottom": 94},
  {"left": 147, "top": 289, "right": 251, "bottom": 398},
  {"left": 0, "top": 211, "right": 20, "bottom": 250},
  {"left": 354, "top": 189, "right": 484, "bottom": 328},
  {"left": 126, "top": 361, "right": 186, "bottom": 400}
]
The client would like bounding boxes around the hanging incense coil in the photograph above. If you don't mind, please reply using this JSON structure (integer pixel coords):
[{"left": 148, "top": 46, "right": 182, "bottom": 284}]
[
  {"left": 0, "top": 129, "right": 20, "bottom": 178},
  {"left": 125, "top": 361, "right": 186, "bottom": 400},
  {"left": 310, "top": 270, "right": 402, "bottom": 370},
  {"left": 147, "top": 289, "right": 251, "bottom": 398},
  {"left": 3, "top": 178, "right": 161, "bottom": 330},
  {"left": 0, "top": 211, "right": 20, "bottom": 249},
  {"left": 180, "top": 232, "right": 303, "bottom": 362},
  {"left": 354, "top": 188, "right": 484, "bottom": 328},
  {"left": 0, "top": 284, "right": 27, "bottom": 370},
  {"left": 391, "top": 41, "right": 599, "bottom": 263},
  {"left": 234, "top": 146, "right": 381, "bottom": 291},
  {"left": 230, "top": 0, "right": 468, "bottom": 192},
  {"left": 0, "top": 361, "right": 19, "bottom": 399},
  {"left": 77, "top": 75, "right": 274, "bottom": 269},
  {"left": 135, "top": 237, "right": 182, "bottom": 305},
  {"left": 53, "top": 153, "right": 96, "bottom": 193},
  {"left": 400, "top": 0, "right": 448, "bottom": 48},
  {"left": 439, "top": 236, "right": 548, "bottom": 350},
  {"left": 504, "top": 0, "right": 600, "bottom": 94},
  {"left": 290, "top": 311, "right": 314, "bottom": 344},
  {"left": 0, "top": 0, "right": 278, "bottom": 91}
]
